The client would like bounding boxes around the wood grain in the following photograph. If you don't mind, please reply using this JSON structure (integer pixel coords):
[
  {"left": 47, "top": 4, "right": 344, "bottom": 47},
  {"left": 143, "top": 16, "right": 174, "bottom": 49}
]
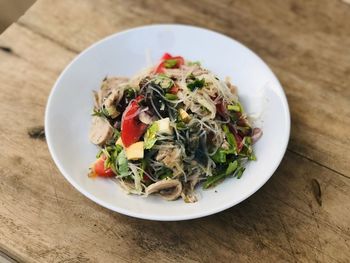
[{"left": 0, "top": 0, "right": 349, "bottom": 262}]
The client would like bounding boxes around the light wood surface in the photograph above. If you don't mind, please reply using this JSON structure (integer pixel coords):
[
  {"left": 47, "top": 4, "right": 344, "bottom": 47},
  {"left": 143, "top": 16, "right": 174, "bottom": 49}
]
[{"left": 0, "top": 0, "right": 349, "bottom": 262}]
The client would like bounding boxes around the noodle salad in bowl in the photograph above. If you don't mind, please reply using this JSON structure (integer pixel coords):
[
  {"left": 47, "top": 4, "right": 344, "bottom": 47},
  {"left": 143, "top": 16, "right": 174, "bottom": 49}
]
[{"left": 88, "top": 53, "right": 262, "bottom": 202}]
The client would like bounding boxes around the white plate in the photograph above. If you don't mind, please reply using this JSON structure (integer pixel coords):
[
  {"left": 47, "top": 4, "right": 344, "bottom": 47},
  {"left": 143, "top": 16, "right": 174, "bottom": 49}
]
[{"left": 45, "top": 24, "right": 290, "bottom": 221}]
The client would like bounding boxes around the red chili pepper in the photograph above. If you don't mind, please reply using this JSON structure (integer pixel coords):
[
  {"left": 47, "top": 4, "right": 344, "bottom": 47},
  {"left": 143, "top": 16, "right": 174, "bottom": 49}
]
[
  {"left": 121, "top": 95, "right": 148, "bottom": 147},
  {"left": 93, "top": 156, "right": 115, "bottom": 177},
  {"left": 155, "top": 53, "right": 185, "bottom": 74}
]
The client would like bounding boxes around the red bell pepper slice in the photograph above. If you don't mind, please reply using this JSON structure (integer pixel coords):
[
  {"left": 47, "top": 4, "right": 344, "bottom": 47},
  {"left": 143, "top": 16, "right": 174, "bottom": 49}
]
[
  {"left": 161, "top": 53, "right": 172, "bottom": 60},
  {"left": 155, "top": 53, "right": 185, "bottom": 74},
  {"left": 121, "top": 96, "right": 148, "bottom": 147}
]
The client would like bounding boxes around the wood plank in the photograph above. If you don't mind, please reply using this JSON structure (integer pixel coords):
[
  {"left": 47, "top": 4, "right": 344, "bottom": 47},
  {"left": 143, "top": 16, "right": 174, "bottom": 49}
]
[{"left": 0, "top": 0, "right": 349, "bottom": 262}]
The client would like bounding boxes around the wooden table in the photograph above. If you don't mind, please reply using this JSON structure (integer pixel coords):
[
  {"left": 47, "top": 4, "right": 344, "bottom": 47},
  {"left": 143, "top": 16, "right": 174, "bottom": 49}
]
[{"left": 0, "top": 0, "right": 349, "bottom": 262}]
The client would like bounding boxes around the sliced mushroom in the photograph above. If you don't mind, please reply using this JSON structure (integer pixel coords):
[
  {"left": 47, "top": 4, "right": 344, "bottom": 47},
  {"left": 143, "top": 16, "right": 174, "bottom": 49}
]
[
  {"left": 93, "top": 90, "right": 101, "bottom": 109},
  {"left": 181, "top": 173, "right": 199, "bottom": 203},
  {"left": 139, "top": 110, "right": 153, "bottom": 124},
  {"left": 146, "top": 179, "right": 182, "bottom": 201},
  {"left": 225, "top": 80, "right": 238, "bottom": 96},
  {"left": 156, "top": 147, "right": 181, "bottom": 168},
  {"left": 103, "top": 89, "right": 122, "bottom": 118},
  {"left": 89, "top": 116, "right": 113, "bottom": 146},
  {"left": 97, "top": 77, "right": 129, "bottom": 108},
  {"left": 251, "top": 127, "right": 263, "bottom": 144},
  {"left": 191, "top": 64, "right": 209, "bottom": 76}
]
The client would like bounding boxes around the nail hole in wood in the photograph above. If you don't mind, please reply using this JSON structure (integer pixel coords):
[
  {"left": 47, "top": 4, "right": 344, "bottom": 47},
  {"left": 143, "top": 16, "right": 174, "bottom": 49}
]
[
  {"left": 27, "top": 126, "right": 45, "bottom": 140},
  {"left": 311, "top": 178, "right": 322, "bottom": 206},
  {"left": 0, "top": 46, "right": 13, "bottom": 53}
]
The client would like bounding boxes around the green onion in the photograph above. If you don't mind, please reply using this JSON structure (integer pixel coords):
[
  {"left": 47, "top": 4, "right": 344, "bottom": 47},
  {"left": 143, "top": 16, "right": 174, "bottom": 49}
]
[
  {"left": 227, "top": 104, "right": 240, "bottom": 112},
  {"left": 222, "top": 125, "right": 237, "bottom": 154},
  {"left": 187, "top": 61, "right": 201, "bottom": 66},
  {"left": 165, "top": 93, "right": 178, "bottom": 100},
  {"left": 164, "top": 59, "right": 178, "bottom": 68},
  {"left": 203, "top": 171, "right": 226, "bottom": 189},
  {"left": 236, "top": 167, "right": 246, "bottom": 179}
]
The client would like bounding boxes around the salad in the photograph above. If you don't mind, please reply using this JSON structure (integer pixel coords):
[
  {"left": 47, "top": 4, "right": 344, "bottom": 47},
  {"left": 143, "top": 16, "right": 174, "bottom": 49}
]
[{"left": 88, "top": 53, "right": 262, "bottom": 202}]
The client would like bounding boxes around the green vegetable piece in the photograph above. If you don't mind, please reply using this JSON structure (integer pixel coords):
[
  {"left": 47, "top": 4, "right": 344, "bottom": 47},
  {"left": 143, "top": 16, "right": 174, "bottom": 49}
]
[
  {"left": 236, "top": 167, "right": 246, "bottom": 179},
  {"left": 156, "top": 166, "right": 173, "bottom": 180},
  {"left": 187, "top": 78, "right": 205, "bottom": 91},
  {"left": 187, "top": 61, "right": 201, "bottom": 66},
  {"left": 153, "top": 75, "right": 174, "bottom": 89},
  {"left": 92, "top": 106, "right": 110, "bottom": 119},
  {"left": 117, "top": 150, "right": 129, "bottom": 177},
  {"left": 227, "top": 104, "right": 241, "bottom": 112},
  {"left": 222, "top": 125, "right": 237, "bottom": 153},
  {"left": 124, "top": 88, "right": 136, "bottom": 99},
  {"left": 144, "top": 122, "right": 159, "bottom": 149},
  {"left": 203, "top": 171, "right": 226, "bottom": 189},
  {"left": 176, "top": 121, "right": 187, "bottom": 130},
  {"left": 164, "top": 59, "right": 178, "bottom": 68},
  {"left": 211, "top": 149, "right": 227, "bottom": 163},
  {"left": 248, "top": 153, "right": 257, "bottom": 161},
  {"left": 226, "top": 160, "right": 238, "bottom": 175},
  {"left": 165, "top": 93, "right": 178, "bottom": 100}
]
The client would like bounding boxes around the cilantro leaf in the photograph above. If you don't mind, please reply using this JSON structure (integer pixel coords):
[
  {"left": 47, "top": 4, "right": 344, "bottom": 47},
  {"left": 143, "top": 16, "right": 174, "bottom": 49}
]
[{"left": 187, "top": 78, "right": 205, "bottom": 91}]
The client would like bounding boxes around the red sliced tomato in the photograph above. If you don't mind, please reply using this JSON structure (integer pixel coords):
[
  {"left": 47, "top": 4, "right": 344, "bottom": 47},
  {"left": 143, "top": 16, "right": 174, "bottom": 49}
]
[
  {"left": 155, "top": 53, "right": 185, "bottom": 74},
  {"left": 94, "top": 156, "right": 115, "bottom": 177},
  {"left": 169, "top": 84, "right": 179, "bottom": 94},
  {"left": 121, "top": 95, "right": 148, "bottom": 147}
]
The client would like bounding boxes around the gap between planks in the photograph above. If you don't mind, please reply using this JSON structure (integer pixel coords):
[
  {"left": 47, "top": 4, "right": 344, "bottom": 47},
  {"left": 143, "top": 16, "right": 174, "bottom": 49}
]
[
  {"left": 16, "top": 20, "right": 80, "bottom": 54},
  {"left": 287, "top": 148, "right": 350, "bottom": 180},
  {"left": 0, "top": 249, "right": 19, "bottom": 263}
]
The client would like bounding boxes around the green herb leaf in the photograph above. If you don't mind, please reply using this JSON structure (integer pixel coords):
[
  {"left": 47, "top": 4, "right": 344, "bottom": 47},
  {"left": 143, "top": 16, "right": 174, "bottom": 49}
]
[
  {"left": 156, "top": 166, "right": 173, "bottom": 179},
  {"left": 222, "top": 125, "right": 237, "bottom": 154},
  {"left": 203, "top": 171, "right": 226, "bottom": 189},
  {"left": 117, "top": 150, "right": 129, "bottom": 177},
  {"left": 164, "top": 59, "right": 178, "bottom": 68},
  {"left": 211, "top": 149, "right": 227, "bottom": 163},
  {"left": 187, "top": 78, "right": 205, "bottom": 91},
  {"left": 226, "top": 160, "right": 238, "bottom": 175},
  {"left": 144, "top": 122, "right": 159, "bottom": 149},
  {"left": 92, "top": 107, "right": 110, "bottom": 119},
  {"left": 124, "top": 88, "right": 136, "bottom": 99}
]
